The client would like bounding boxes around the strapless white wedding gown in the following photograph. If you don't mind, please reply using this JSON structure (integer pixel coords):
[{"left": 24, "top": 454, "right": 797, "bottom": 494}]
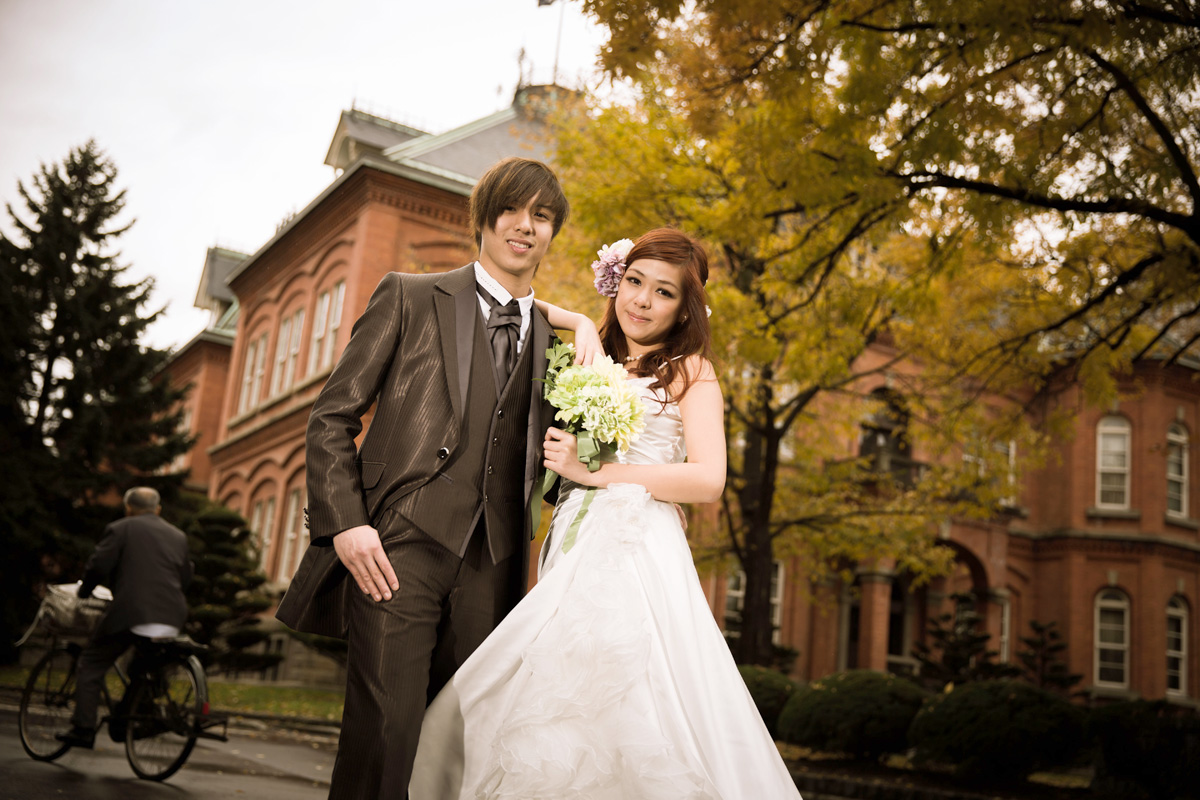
[{"left": 409, "top": 376, "right": 802, "bottom": 799}]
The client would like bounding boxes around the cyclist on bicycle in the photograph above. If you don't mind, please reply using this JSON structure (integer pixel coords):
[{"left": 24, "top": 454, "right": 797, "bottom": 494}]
[{"left": 57, "top": 486, "right": 193, "bottom": 749}]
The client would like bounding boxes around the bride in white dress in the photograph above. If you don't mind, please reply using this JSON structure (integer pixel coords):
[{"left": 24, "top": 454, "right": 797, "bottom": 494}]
[{"left": 410, "top": 228, "right": 802, "bottom": 799}]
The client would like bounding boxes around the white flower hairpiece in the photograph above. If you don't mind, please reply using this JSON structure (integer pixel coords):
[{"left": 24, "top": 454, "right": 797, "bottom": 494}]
[{"left": 590, "top": 238, "right": 634, "bottom": 298}]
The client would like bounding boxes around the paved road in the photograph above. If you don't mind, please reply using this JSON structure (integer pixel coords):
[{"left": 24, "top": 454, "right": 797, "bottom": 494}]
[{"left": 0, "top": 707, "right": 336, "bottom": 799}]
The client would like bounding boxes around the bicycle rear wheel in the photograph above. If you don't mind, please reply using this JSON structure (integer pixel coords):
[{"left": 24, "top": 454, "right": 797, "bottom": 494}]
[
  {"left": 124, "top": 655, "right": 205, "bottom": 780},
  {"left": 19, "top": 647, "right": 77, "bottom": 761}
]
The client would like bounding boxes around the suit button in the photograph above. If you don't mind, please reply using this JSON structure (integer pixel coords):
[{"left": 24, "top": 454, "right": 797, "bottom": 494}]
[
  {"left": 487, "top": 465, "right": 494, "bottom": 475},
  {"left": 437, "top": 447, "right": 449, "bottom": 459},
  {"left": 497, "top": 409, "right": 504, "bottom": 418},
  {"left": 492, "top": 437, "right": 498, "bottom": 446}
]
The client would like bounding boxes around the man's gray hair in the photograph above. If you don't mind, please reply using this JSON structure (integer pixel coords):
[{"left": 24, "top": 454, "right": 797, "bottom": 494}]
[{"left": 123, "top": 486, "right": 161, "bottom": 512}]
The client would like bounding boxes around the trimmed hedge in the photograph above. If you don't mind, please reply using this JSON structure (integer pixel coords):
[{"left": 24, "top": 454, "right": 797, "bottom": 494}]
[
  {"left": 777, "top": 669, "right": 929, "bottom": 759},
  {"left": 1089, "top": 700, "right": 1200, "bottom": 800},
  {"left": 737, "top": 665, "right": 798, "bottom": 737},
  {"left": 908, "top": 679, "right": 1084, "bottom": 785}
]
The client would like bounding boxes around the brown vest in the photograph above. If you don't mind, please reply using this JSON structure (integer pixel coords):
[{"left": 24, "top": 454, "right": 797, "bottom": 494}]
[{"left": 392, "top": 308, "right": 533, "bottom": 562}]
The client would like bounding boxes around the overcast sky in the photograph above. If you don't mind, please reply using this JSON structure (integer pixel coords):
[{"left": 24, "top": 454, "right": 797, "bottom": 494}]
[{"left": 0, "top": 0, "right": 606, "bottom": 349}]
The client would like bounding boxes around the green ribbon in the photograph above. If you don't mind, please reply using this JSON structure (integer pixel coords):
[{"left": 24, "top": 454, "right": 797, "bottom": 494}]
[
  {"left": 529, "top": 430, "right": 606, "bottom": 543},
  {"left": 576, "top": 431, "right": 602, "bottom": 471},
  {"left": 560, "top": 487, "right": 596, "bottom": 554}
]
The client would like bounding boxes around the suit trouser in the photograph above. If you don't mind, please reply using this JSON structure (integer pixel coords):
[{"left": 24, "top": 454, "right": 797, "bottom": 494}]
[
  {"left": 72, "top": 629, "right": 149, "bottom": 729},
  {"left": 329, "top": 506, "right": 522, "bottom": 800}
]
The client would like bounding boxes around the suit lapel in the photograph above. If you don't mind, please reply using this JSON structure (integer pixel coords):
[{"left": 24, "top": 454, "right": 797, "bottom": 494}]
[
  {"left": 524, "top": 308, "right": 553, "bottom": 499},
  {"left": 434, "top": 265, "right": 478, "bottom": 424}
]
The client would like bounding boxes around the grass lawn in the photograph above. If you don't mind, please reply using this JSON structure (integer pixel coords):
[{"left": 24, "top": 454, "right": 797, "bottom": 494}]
[
  {"left": 0, "top": 665, "right": 29, "bottom": 686},
  {"left": 206, "top": 681, "right": 344, "bottom": 721},
  {"left": 3, "top": 662, "right": 344, "bottom": 722}
]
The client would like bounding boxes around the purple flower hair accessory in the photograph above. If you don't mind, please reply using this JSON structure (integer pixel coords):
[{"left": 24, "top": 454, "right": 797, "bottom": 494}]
[{"left": 590, "top": 238, "right": 634, "bottom": 298}]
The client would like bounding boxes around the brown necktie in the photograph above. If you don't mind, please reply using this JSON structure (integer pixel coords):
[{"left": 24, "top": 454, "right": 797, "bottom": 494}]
[{"left": 479, "top": 288, "right": 521, "bottom": 381}]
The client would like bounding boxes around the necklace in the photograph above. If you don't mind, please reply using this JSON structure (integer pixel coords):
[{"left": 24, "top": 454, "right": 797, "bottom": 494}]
[{"left": 623, "top": 354, "right": 640, "bottom": 363}]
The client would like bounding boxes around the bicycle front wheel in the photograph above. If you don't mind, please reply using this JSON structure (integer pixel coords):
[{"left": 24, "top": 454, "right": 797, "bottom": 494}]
[
  {"left": 19, "top": 647, "right": 77, "bottom": 761},
  {"left": 124, "top": 655, "right": 205, "bottom": 781}
]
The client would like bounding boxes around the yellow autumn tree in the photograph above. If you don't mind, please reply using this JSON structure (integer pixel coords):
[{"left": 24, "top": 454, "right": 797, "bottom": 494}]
[{"left": 540, "top": 0, "right": 1199, "bottom": 665}]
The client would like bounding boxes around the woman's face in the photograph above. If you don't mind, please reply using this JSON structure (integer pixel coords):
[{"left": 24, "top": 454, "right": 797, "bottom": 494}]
[{"left": 615, "top": 257, "right": 685, "bottom": 350}]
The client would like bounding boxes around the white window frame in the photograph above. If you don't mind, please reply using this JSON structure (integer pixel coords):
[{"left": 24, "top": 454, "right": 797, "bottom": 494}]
[
  {"left": 258, "top": 496, "right": 276, "bottom": 571},
  {"left": 270, "top": 309, "right": 305, "bottom": 397},
  {"left": 249, "top": 501, "right": 264, "bottom": 547},
  {"left": 998, "top": 439, "right": 1017, "bottom": 507},
  {"left": 1167, "top": 424, "right": 1189, "bottom": 517},
  {"left": 285, "top": 308, "right": 304, "bottom": 390},
  {"left": 962, "top": 438, "right": 1018, "bottom": 506},
  {"left": 309, "top": 290, "right": 330, "bottom": 377},
  {"left": 249, "top": 333, "right": 267, "bottom": 411},
  {"left": 276, "top": 487, "right": 305, "bottom": 582},
  {"left": 309, "top": 281, "right": 345, "bottom": 375},
  {"left": 238, "top": 338, "right": 259, "bottom": 415},
  {"left": 724, "top": 561, "right": 784, "bottom": 644},
  {"left": 998, "top": 596, "right": 1012, "bottom": 663},
  {"left": 1096, "top": 416, "right": 1131, "bottom": 510},
  {"left": 1095, "top": 589, "right": 1130, "bottom": 689},
  {"left": 270, "top": 315, "right": 292, "bottom": 397},
  {"left": 1167, "top": 596, "right": 1188, "bottom": 696},
  {"left": 322, "top": 281, "right": 345, "bottom": 369}
]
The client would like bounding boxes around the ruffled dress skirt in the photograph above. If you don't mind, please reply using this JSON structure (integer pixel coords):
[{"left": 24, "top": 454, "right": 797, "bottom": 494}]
[{"left": 408, "top": 482, "right": 802, "bottom": 799}]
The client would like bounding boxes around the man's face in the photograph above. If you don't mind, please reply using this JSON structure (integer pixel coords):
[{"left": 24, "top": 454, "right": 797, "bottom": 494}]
[{"left": 478, "top": 194, "right": 555, "bottom": 289}]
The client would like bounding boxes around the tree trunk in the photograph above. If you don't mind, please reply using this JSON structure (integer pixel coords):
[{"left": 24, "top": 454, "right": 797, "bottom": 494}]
[
  {"left": 737, "top": 516, "right": 777, "bottom": 665},
  {"left": 732, "top": 388, "right": 781, "bottom": 666}
]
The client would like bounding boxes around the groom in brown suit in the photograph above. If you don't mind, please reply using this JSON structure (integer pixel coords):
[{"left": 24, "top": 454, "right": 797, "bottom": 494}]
[{"left": 276, "top": 157, "right": 570, "bottom": 799}]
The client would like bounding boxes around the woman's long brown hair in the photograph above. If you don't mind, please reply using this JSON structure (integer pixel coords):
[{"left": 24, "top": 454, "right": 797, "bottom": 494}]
[{"left": 598, "top": 227, "right": 713, "bottom": 402}]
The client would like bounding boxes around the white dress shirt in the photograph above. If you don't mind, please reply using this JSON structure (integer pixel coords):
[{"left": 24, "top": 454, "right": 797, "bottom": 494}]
[{"left": 474, "top": 261, "right": 534, "bottom": 354}]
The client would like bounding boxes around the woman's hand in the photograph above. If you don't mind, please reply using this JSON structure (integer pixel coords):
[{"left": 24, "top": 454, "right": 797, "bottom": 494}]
[
  {"left": 543, "top": 427, "right": 594, "bottom": 485},
  {"left": 533, "top": 300, "right": 604, "bottom": 366},
  {"left": 571, "top": 315, "right": 602, "bottom": 366}
]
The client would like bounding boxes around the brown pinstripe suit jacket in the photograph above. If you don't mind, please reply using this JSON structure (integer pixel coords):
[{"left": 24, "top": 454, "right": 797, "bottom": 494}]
[{"left": 276, "top": 264, "right": 556, "bottom": 637}]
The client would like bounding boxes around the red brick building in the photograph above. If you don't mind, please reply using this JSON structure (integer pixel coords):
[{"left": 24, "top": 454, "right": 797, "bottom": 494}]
[
  {"left": 159, "top": 247, "right": 242, "bottom": 491},
  {"left": 165, "top": 90, "right": 1198, "bottom": 702},
  {"left": 704, "top": 355, "right": 1199, "bottom": 705}
]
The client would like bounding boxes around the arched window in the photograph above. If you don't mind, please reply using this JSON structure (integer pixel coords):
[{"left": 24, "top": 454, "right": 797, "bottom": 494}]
[
  {"left": 271, "top": 307, "right": 306, "bottom": 397},
  {"left": 248, "top": 490, "right": 278, "bottom": 572},
  {"left": 1168, "top": 596, "right": 1189, "bottom": 696},
  {"left": 1095, "top": 589, "right": 1130, "bottom": 688},
  {"left": 237, "top": 330, "right": 269, "bottom": 415},
  {"left": 309, "top": 279, "right": 347, "bottom": 376},
  {"left": 859, "top": 389, "right": 915, "bottom": 486},
  {"left": 1167, "top": 424, "right": 1189, "bottom": 517},
  {"left": 1096, "top": 416, "right": 1131, "bottom": 509},
  {"left": 275, "top": 484, "right": 307, "bottom": 583}
]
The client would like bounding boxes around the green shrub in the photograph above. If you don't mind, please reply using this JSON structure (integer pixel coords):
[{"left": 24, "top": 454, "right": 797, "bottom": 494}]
[
  {"left": 738, "top": 665, "right": 798, "bottom": 737},
  {"left": 908, "top": 679, "right": 1084, "bottom": 785},
  {"left": 1089, "top": 700, "right": 1200, "bottom": 800},
  {"left": 777, "top": 669, "right": 928, "bottom": 759}
]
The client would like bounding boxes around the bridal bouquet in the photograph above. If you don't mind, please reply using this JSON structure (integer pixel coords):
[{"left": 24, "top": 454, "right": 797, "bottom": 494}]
[
  {"left": 542, "top": 340, "right": 646, "bottom": 469},
  {"left": 535, "top": 340, "right": 646, "bottom": 551}
]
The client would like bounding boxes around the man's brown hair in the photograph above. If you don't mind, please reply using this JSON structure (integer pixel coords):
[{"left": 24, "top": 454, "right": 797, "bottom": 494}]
[{"left": 469, "top": 157, "right": 569, "bottom": 246}]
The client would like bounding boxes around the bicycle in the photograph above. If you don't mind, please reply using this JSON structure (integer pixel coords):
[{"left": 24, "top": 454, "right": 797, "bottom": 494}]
[{"left": 18, "top": 634, "right": 228, "bottom": 781}]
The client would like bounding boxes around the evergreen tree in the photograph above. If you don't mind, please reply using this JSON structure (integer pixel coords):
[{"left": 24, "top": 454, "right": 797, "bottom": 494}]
[
  {"left": 911, "top": 592, "right": 1019, "bottom": 689},
  {"left": 178, "top": 497, "right": 282, "bottom": 675},
  {"left": 0, "top": 141, "right": 190, "bottom": 661},
  {"left": 1017, "top": 620, "right": 1083, "bottom": 695}
]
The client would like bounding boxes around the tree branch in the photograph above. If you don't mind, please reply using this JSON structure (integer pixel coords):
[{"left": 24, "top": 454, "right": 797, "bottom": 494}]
[
  {"left": 1082, "top": 46, "right": 1200, "bottom": 215},
  {"left": 895, "top": 170, "right": 1195, "bottom": 236}
]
